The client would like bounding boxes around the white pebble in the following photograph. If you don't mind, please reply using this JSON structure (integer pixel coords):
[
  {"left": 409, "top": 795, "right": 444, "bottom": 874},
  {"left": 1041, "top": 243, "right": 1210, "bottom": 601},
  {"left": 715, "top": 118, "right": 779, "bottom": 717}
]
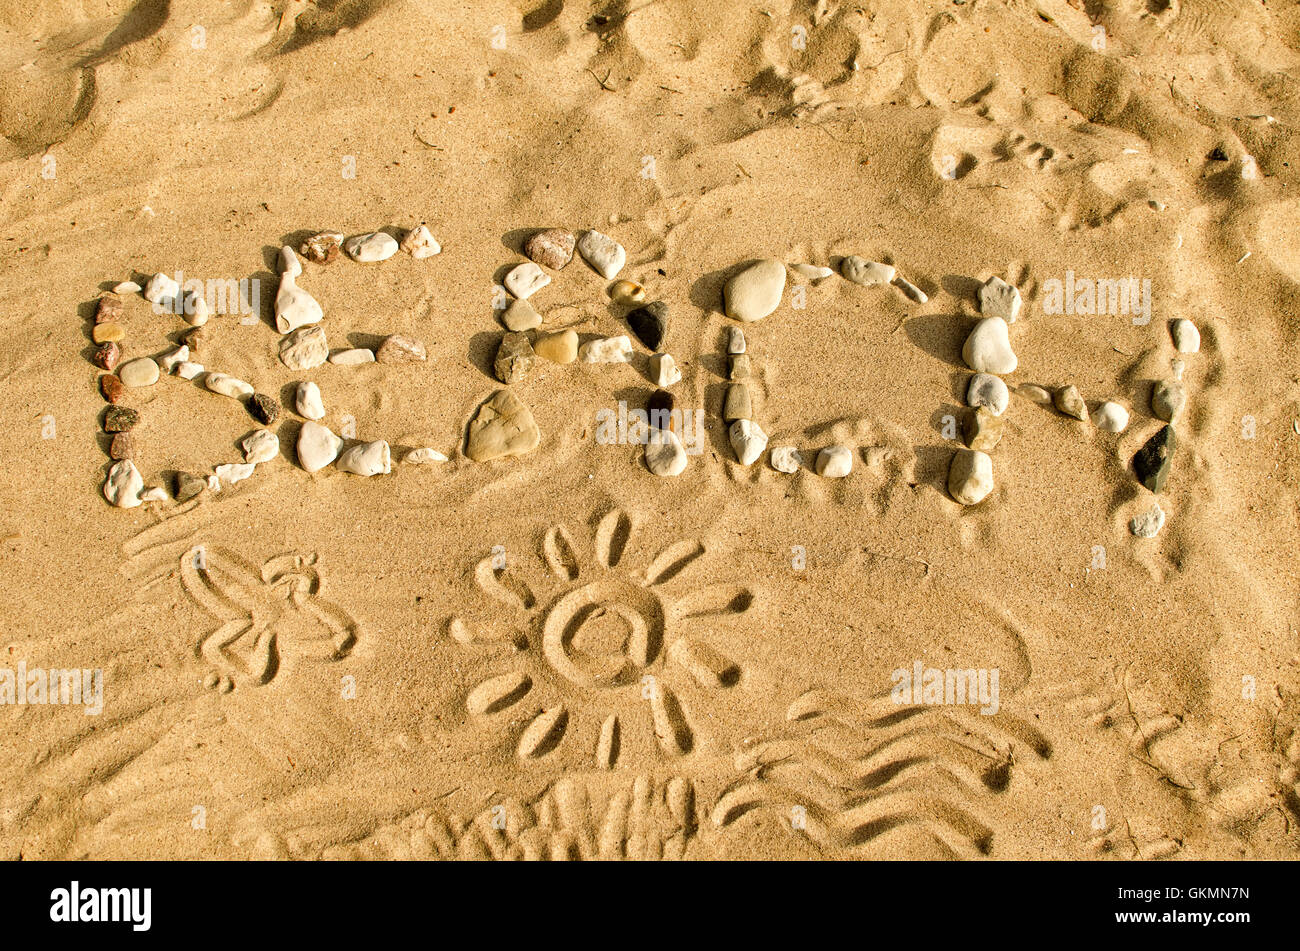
[
  {"left": 144, "top": 272, "right": 179, "bottom": 306},
  {"left": 344, "top": 232, "right": 399, "bottom": 263},
  {"left": 337, "top": 440, "right": 391, "bottom": 476},
  {"left": 401, "top": 224, "right": 441, "bottom": 258},
  {"left": 280, "top": 245, "right": 303, "bottom": 278},
  {"left": 176, "top": 361, "right": 204, "bottom": 380},
  {"left": 182, "top": 291, "right": 209, "bottom": 327},
  {"left": 729, "top": 419, "right": 768, "bottom": 466},
  {"left": 279, "top": 325, "right": 329, "bottom": 370},
  {"left": 119, "top": 357, "right": 160, "bottom": 388},
  {"left": 139, "top": 486, "right": 168, "bottom": 503},
  {"left": 576, "top": 230, "right": 626, "bottom": 279},
  {"left": 205, "top": 373, "right": 254, "bottom": 399},
  {"left": 649, "top": 353, "right": 681, "bottom": 386},
  {"left": 770, "top": 446, "right": 803, "bottom": 473},
  {"left": 840, "top": 256, "right": 895, "bottom": 286},
  {"left": 978, "top": 276, "right": 1022, "bottom": 322},
  {"left": 1130, "top": 503, "right": 1166, "bottom": 538},
  {"left": 158, "top": 345, "right": 188, "bottom": 373},
  {"left": 790, "top": 263, "right": 833, "bottom": 281},
  {"left": 103, "top": 461, "right": 143, "bottom": 508},
  {"left": 296, "top": 381, "right": 325, "bottom": 420},
  {"left": 215, "top": 462, "right": 255, "bottom": 486},
  {"left": 724, "top": 259, "right": 786, "bottom": 322},
  {"left": 329, "top": 348, "right": 375, "bottom": 365},
  {"left": 948, "top": 449, "right": 993, "bottom": 505},
  {"left": 579, "top": 335, "right": 633, "bottom": 364},
  {"left": 644, "top": 428, "right": 688, "bottom": 477},
  {"left": 113, "top": 281, "right": 141, "bottom": 294},
  {"left": 966, "top": 373, "right": 1009, "bottom": 416},
  {"left": 298, "top": 421, "right": 343, "bottom": 473},
  {"left": 962, "top": 317, "right": 1017, "bottom": 374},
  {"left": 242, "top": 429, "right": 280, "bottom": 464},
  {"left": 405, "top": 448, "right": 448, "bottom": 464},
  {"left": 816, "top": 445, "right": 853, "bottom": 478},
  {"left": 1171, "top": 319, "right": 1200, "bottom": 353},
  {"left": 892, "top": 275, "right": 928, "bottom": 303},
  {"left": 727, "top": 327, "right": 746, "bottom": 354},
  {"left": 1092, "top": 401, "right": 1130, "bottom": 433},
  {"left": 274, "top": 257, "right": 323, "bottom": 333},
  {"left": 504, "top": 261, "right": 550, "bottom": 299}
]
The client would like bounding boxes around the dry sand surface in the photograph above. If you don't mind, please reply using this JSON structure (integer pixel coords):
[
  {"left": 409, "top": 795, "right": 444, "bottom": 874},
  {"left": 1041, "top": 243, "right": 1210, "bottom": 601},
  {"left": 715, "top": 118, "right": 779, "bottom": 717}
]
[{"left": 1, "top": 0, "right": 1299, "bottom": 860}]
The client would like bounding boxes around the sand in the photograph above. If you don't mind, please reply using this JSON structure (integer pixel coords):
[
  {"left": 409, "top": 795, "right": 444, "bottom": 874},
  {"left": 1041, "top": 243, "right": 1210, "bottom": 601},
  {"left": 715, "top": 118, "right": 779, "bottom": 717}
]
[{"left": 1, "top": 0, "right": 1298, "bottom": 860}]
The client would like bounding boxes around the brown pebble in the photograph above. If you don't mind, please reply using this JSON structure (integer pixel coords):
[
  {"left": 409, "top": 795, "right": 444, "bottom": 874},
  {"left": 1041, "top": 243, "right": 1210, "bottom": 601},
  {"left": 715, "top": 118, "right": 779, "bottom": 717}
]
[
  {"left": 100, "top": 375, "right": 125, "bottom": 404},
  {"left": 300, "top": 232, "right": 343, "bottom": 264},
  {"left": 181, "top": 327, "right": 206, "bottom": 353},
  {"left": 103, "top": 405, "right": 139, "bottom": 432},
  {"left": 174, "top": 471, "right": 206, "bottom": 502},
  {"left": 249, "top": 393, "right": 280, "bottom": 425},
  {"left": 522, "top": 228, "right": 576, "bottom": 270},
  {"left": 92, "top": 322, "right": 125, "bottom": 344},
  {"left": 647, "top": 389, "right": 676, "bottom": 432},
  {"left": 94, "top": 295, "right": 123, "bottom": 324},
  {"left": 722, "top": 383, "right": 752, "bottom": 422},
  {"left": 728, "top": 354, "right": 751, "bottom": 380},
  {"left": 109, "top": 432, "right": 134, "bottom": 460},
  {"left": 93, "top": 341, "right": 121, "bottom": 371}
]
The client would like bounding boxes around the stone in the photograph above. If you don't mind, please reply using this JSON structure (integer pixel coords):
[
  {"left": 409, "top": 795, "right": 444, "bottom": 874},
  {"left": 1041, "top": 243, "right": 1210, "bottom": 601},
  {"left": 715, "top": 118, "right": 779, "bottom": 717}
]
[
  {"left": 579, "top": 335, "right": 633, "bottom": 364},
  {"left": 1018, "top": 384, "right": 1053, "bottom": 405},
  {"left": 93, "top": 342, "right": 121, "bottom": 371},
  {"left": 1133, "top": 425, "right": 1177, "bottom": 493},
  {"left": 840, "top": 256, "right": 895, "bottom": 286},
  {"left": 405, "top": 448, "right": 448, "bottom": 464},
  {"left": 242, "top": 429, "right": 280, "bottom": 464},
  {"left": 1053, "top": 384, "right": 1088, "bottom": 421},
  {"left": 770, "top": 447, "right": 802, "bottom": 473},
  {"left": 139, "top": 487, "right": 168, "bottom": 503},
  {"left": 576, "top": 230, "right": 626, "bottom": 279},
  {"left": 296, "top": 381, "right": 325, "bottom": 420},
  {"left": 113, "top": 281, "right": 141, "bottom": 294},
  {"left": 100, "top": 375, "right": 125, "bottom": 404},
  {"left": 979, "top": 276, "right": 1022, "bottom": 322},
  {"left": 215, "top": 462, "right": 255, "bottom": 486},
  {"left": 279, "top": 325, "right": 329, "bottom": 370},
  {"left": 502, "top": 298, "right": 541, "bottom": 331},
  {"left": 182, "top": 290, "right": 210, "bottom": 327},
  {"left": 724, "top": 259, "right": 785, "bottom": 322},
  {"left": 644, "top": 428, "right": 687, "bottom": 477},
  {"left": 893, "top": 276, "right": 929, "bottom": 303},
  {"left": 329, "top": 348, "right": 375, "bottom": 365},
  {"left": 92, "top": 323, "right": 124, "bottom": 344},
  {"left": 1171, "top": 319, "right": 1200, "bottom": 354},
  {"left": 647, "top": 389, "right": 674, "bottom": 431},
  {"left": 948, "top": 449, "right": 994, "bottom": 505},
  {"left": 144, "top": 272, "right": 179, "bottom": 306},
  {"left": 119, "top": 357, "right": 160, "bottom": 388},
  {"left": 963, "top": 407, "right": 1003, "bottom": 451},
  {"left": 344, "top": 231, "right": 399, "bottom": 263},
  {"left": 790, "top": 263, "right": 833, "bottom": 281},
  {"left": 729, "top": 419, "right": 767, "bottom": 466},
  {"left": 298, "top": 421, "right": 344, "bottom": 472},
  {"left": 816, "top": 445, "right": 853, "bottom": 478},
  {"left": 504, "top": 262, "right": 550, "bottom": 299},
  {"left": 609, "top": 280, "right": 645, "bottom": 304},
  {"left": 726, "top": 327, "right": 746, "bottom": 354},
  {"left": 962, "top": 318, "right": 1017, "bottom": 374},
  {"left": 626, "top": 301, "right": 668, "bottom": 350},
  {"left": 158, "top": 345, "right": 188, "bottom": 373},
  {"left": 400, "top": 224, "right": 441, "bottom": 259},
  {"left": 176, "top": 361, "right": 204, "bottom": 380},
  {"left": 376, "top": 334, "right": 427, "bottom": 364},
  {"left": 249, "top": 393, "right": 280, "bottom": 425},
  {"left": 274, "top": 262, "right": 324, "bottom": 333},
  {"left": 1151, "top": 380, "right": 1185, "bottom": 423},
  {"left": 300, "top": 232, "right": 343, "bottom": 265},
  {"left": 174, "top": 471, "right": 206, "bottom": 502},
  {"left": 534, "top": 329, "right": 578, "bottom": 364},
  {"left": 1130, "top": 503, "right": 1166, "bottom": 538},
  {"left": 1092, "top": 401, "right": 1129, "bottom": 433},
  {"left": 722, "top": 383, "right": 752, "bottom": 421},
  {"left": 337, "top": 440, "right": 391, "bottom": 476},
  {"left": 466, "top": 389, "right": 541, "bottom": 461},
  {"left": 649, "top": 352, "right": 681, "bottom": 386},
  {"left": 95, "top": 295, "right": 123, "bottom": 323},
  {"left": 103, "top": 406, "right": 139, "bottom": 432},
  {"left": 522, "top": 229, "right": 575, "bottom": 270},
  {"left": 967, "top": 373, "right": 1009, "bottom": 416},
  {"left": 109, "top": 432, "right": 134, "bottom": 460},
  {"left": 103, "top": 460, "right": 144, "bottom": 508},
  {"left": 206, "top": 373, "right": 254, "bottom": 399},
  {"left": 495, "top": 332, "right": 535, "bottom": 384},
  {"left": 181, "top": 326, "right": 206, "bottom": 354}
]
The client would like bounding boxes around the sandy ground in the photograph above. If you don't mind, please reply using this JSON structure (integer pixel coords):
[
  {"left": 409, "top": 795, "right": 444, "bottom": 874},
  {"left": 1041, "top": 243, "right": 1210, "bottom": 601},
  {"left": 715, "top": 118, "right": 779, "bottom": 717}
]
[{"left": 1, "top": 0, "right": 1299, "bottom": 859}]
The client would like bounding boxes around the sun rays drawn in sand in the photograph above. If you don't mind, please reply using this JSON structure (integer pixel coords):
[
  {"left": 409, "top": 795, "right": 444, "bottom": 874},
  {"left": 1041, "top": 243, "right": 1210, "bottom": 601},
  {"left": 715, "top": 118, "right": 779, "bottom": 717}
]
[{"left": 451, "top": 508, "right": 756, "bottom": 768}]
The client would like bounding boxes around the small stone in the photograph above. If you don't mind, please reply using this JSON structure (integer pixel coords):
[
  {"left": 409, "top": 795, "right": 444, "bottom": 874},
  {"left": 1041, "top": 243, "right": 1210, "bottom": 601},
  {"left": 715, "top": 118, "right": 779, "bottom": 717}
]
[
  {"left": 119, "top": 357, "right": 160, "bottom": 388},
  {"left": 790, "top": 263, "right": 833, "bottom": 281},
  {"left": 205, "top": 373, "right": 254, "bottom": 399},
  {"left": 144, "top": 272, "right": 180, "bottom": 306},
  {"left": 726, "top": 327, "right": 746, "bottom": 354},
  {"left": 963, "top": 407, "right": 1003, "bottom": 451},
  {"left": 644, "top": 428, "right": 688, "bottom": 477},
  {"left": 344, "top": 232, "right": 399, "bottom": 263},
  {"left": 816, "top": 445, "right": 853, "bottom": 478},
  {"left": 840, "top": 256, "right": 895, "bottom": 286},
  {"left": 576, "top": 230, "right": 626, "bottom": 279},
  {"left": 405, "top": 448, "right": 448, "bottom": 464},
  {"left": 522, "top": 229, "right": 575, "bottom": 270},
  {"left": 1151, "top": 380, "right": 1185, "bottom": 423},
  {"left": 728, "top": 354, "right": 752, "bottom": 380},
  {"left": 300, "top": 232, "right": 344, "bottom": 264},
  {"left": 103, "top": 460, "right": 144, "bottom": 508},
  {"left": 495, "top": 332, "right": 536, "bottom": 384},
  {"left": 724, "top": 259, "right": 786, "bottom": 322},
  {"left": 94, "top": 295, "right": 123, "bottom": 323},
  {"left": 1171, "top": 319, "right": 1200, "bottom": 353},
  {"left": 215, "top": 462, "right": 255, "bottom": 486},
  {"left": 242, "top": 429, "right": 279, "bottom": 464},
  {"left": 376, "top": 334, "right": 427, "bottom": 364},
  {"left": 296, "top": 381, "right": 325, "bottom": 420},
  {"left": 158, "top": 345, "right": 188, "bottom": 374},
  {"left": 967, "top": 373, "right": 1009, "bottom": 416},
  {"left": 502, "top": 298, "right": 541, "bottom": 331},
  {"left": 1053, "top": 384, "right": 1088, "bottom": 421},
  {"left": 100, "top": 375, "right": 125, "bottom": 404},
  {"left": 647, "top": 389, "right": 675, "bottom": 431},
  {"left": 1133, "top": 425, "right": 1177, "bottom": 493},
  {"left": 400, "top": 224, "right": 441, "bottom": 259},
  {"left": 182, "top": 290, "right": 210, "bottom": 327},
  {"left": 466, "top": 389, "right": 542, "bottom": 462},
  {"left": 948, "top": 449, "right": 994, "bottom": 505},
  {"left": 770, "top": 447, "right": 802, "bottom": 473},
  {"left": 174, "top": 471, "right": 206, "bottom": 502},
  {"left": 249, "top": 393, "right": 280, "bottom": 425},
  {"left": 139, "top": 487, "right": 168, "bottom": 503},
  {"left": 729, "top": 419, "right": 768, "bottom": 466},
  {"left": 298, "top": 421, "right": 345, "bottom": 472},
  {"left": 504, "top": 262, "right": 550, "bottom": 299},
  {"left": 181, "top": 326, "right": 206, "bottom": 353},
  {"left": 626, "top": 301, "right": 668, "bottom": 350},
  {"left": 176, "top": 361, "right": 204, "bottom": 380},
  {"left": 978, "top": 276, "right": 1022, "bottom": 322},
  {"left": 534, "top": 329, "right": 578, "bottom": 364},
  {"left": 337, "top": 440, "right": 391, "bottom": 476},
  {"left": 722, "top": 383, "right": 752, "bottom": 421},
  {"left": 579, "top": 335, "right": 633, "bottom": 364},
  {"left": 109, "top": 432, "right": 134, "bottom": 460},
  {"left": 1092, "top": 401, "right": 1129, "bottom": 433},
  {"left": 329, "top": 348, "right": 376, "bottom": 366},
  {"left": 650, "top": 353, "right": 681, "bottom": 386},
  {"left": 962, "top": 318, "right": 1017, "bottom": 374},
  {"left": 112, "top": 281, "right": 141, "bottom": 294},
  {"left": 1130, "top": 503, "right": 1166, "bottom": 538},
  {"left": 92, "top": 322, "right": 125, "bottom": 344},
  {"left": 609, "top": 280, "right": 645, "bottom": 304},
  {"left": 274, "top": 267, "right": 323, "bottom": 333},
  {"left": 93, "top": 341, "right": 121, "bottom": 371},
  {"left": 279, "top": 325, "right": 329, "bottom": 370},
  {"left": 1019, "top": 384, "right": 1052, "bottom": 405},
  {"left": 893, "top": 276, "right": 929, "bottom": 303},
  {"left": 103, "top": 405, "right": 139, "bottom": 432}
]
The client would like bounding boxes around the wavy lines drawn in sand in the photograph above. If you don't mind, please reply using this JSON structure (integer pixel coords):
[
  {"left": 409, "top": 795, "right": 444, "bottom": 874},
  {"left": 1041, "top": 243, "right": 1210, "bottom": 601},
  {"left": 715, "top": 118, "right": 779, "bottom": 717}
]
[
  {"left": 450, "top": 507, "right": 755, "bottom": 769},
  {"left": 710, "top": 688, "right": 1052, "bottom": 858}
]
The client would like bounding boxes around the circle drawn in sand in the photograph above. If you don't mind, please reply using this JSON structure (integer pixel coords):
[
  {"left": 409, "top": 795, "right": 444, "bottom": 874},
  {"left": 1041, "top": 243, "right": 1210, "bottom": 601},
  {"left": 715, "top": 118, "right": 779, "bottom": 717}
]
[{"left": 542, "top": 580, "right": 665, "bottom": 689}]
